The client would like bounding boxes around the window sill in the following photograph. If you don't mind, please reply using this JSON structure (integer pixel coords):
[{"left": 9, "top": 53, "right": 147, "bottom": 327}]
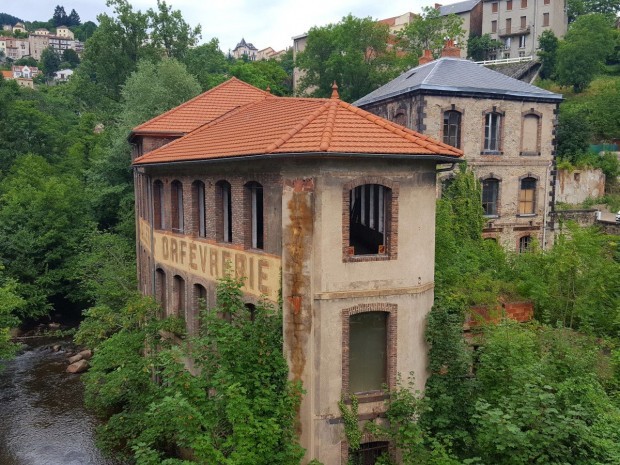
[
  {"left": 343, "top": 254, "right": 391, "bottom": 263},
  {"left": 520, "top": 151, "right": 540, "bottom": 156},
  {"left": 517, "top": 213, "right": 537, "bottom": 218},
  {"left": 344, "top": 391, "right": 388, "bottom": 404},
  {"left": 480, "top": 150, "right": 503, "bottom": 155},
  {"left": 484, "top": 214, "right": 499, "bottom": 219}
]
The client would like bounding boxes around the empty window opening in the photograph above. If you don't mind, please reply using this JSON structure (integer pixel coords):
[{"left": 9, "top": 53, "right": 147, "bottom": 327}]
[
  {"left": 443, "top": 110, "right": 462, "bottom": 148},
  {"left": 349, "top": 311, "right": 387, "bottom": 393},
  {"left": 484, "top": 113, "right": 502, "bottom": 152},
  {"left": 246, "top": 182, "right": 264, "bottom": 249},
  {"left": 153, "top": 180, "right": 164, "bottom": 229},
  {"left": 349, "top": 442, "right": 390, "bottom": 465},
  {"left": 155, "top": 268, "right": 167, "bottom": 315},
  {"left": 245, "top": 303, "right": 257, "bottom": 322},
  {"left": 349, "top": 184, "right": 390, "bottom": 255},
  {"left": 172, "top": 275, "right": 185, "bottom": 318},
  {"left": 217, "top": 181, "right": 232, "bottom": 243},
  {"left": 171, "top": 180, "right": 184, "bottom": 233},
  {"left": 191, "top": 284, "right": 207, "bottom": 335},
  {"left": 482, "top": 178, "right": 500, "bottom": 216},
  {"left": 519, "top": 235, "right": 532, "bottom": 253},
  {"left": 192, "top": 181, "right": 206, "bottom": 237},
  {"left": 519, "top": 177, "right": 536, "bottom": 215}
]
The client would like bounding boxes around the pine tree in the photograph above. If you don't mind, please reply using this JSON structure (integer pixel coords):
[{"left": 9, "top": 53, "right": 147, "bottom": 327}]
[
  {"left": 52, "top": 5, "right": 68, "bottom": 27},
  {"left": 68, "top": 9, "right": 81, "bottom": 27}
]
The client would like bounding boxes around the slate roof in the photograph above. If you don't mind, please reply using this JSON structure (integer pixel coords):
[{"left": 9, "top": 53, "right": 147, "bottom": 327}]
[
  {"left": 234, "top": 38, "right": 258, "bottom": 51},
  {"left": 133, "top": 84, "right": 463, "bottom": 166},
  {"left": 354, "top": 57, "right": 563, "bottom": 107},
  {"left": 439, "top": 0, "right": 481, "bottom": 15},
  {"left": 131, "top": 77, "right": 271, "bottom": 137}
]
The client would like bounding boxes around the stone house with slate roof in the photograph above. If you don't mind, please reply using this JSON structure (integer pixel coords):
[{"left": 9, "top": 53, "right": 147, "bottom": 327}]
[
  {"left": 131, "top": 77, "right": 462, "bottom": 464},
  {"left": 355, "top": 50, "right": 563, "bottom": 251},
  {"left": 437, "top": 0, "right": 483, "bottom": 57},
  {"left": 232, "top": 37, "right": 258, "bottom": 61}
]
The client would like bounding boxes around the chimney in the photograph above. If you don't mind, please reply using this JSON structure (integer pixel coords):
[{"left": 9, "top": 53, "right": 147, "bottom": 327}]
[
  {"left": 419, "top": 49, "right": 433, "bottom": 65},
  {"left": 441, "top": 39, "right": 461, "bottom": 58}
]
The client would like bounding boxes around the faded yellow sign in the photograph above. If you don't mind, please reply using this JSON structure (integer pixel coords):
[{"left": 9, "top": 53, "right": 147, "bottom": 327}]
[{"left": 138, "top": 218, "right": 280, "bottom": 301}]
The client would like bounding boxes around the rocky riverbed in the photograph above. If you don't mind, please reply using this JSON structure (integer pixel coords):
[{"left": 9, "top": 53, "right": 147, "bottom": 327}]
[{"left": 0, "top": 337, "right": 118, "bottom": 465}]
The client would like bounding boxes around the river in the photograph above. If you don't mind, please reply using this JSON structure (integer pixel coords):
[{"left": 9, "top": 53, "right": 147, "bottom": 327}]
[{"left": 0, "top": 338, "right": 118, "bottom": 465}]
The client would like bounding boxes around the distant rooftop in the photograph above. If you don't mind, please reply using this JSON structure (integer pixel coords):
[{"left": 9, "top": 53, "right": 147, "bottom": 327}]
[
  {"left": 438, "top": 0, "right": 481, "bottom": 15},
  {"left": 354, "top": 57, "right": 562, "bottom": 106}
]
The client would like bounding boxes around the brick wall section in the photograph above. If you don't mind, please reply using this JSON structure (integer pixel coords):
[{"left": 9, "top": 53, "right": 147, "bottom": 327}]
[
  {"left": 342, "top": 176, "right": 399, "bottom": 262},
  {"left": 341, "top": 303, "right": 397, "bottom": 399},
  {"left": 464, "top": 301, "right": 534, "bottom": 329}
]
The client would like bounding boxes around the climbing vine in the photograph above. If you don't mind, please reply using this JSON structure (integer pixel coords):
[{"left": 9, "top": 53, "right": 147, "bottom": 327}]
[{"left": 339, "top": 394, "right": 362, "bottom": 453}]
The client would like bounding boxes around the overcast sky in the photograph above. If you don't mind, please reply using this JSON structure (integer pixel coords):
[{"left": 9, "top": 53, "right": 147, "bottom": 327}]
[{"left": 2, "top": 0, "right": 429, "bottom": 52}]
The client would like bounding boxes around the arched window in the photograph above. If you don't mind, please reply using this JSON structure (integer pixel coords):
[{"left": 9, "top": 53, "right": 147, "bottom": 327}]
[
  {"left": 349, "top": 311, "right": 388, "bottom": 393},
  {"left": 518, "top": 177, "right": 537, "bottom": 215},
  {"left": 519, "top": 235, "right": 532, "bottom": 253},
  {"left": 155, "top": 268, "right": 166, "bottom": 314},
  {"left": 245, "top": 182, "right": 264, "bottom": 249},
  {"left": 349, "top": 184, "right": 390, "bottom": 255},
  {"left": 521, "top": 113, "right": 540, "bottom": 155},
  {"left": 245, "top": 303, "right": 257, "bottom": 322},
  {"left": 483, "top": 112, "right": 502, "bottom": 152},
  {"left": 481, "top": 178, "right": 500, "bottom": 216},
  {"left": 191, "top": 284, "right": 207, "bottom": 335},
  {"left": 443, "top": 110, "right": 462, "bottom": 149},
  {"left": 349, "top": 442, "right": 390, "bottom": 465},
  {"left": 153, "top": 180, "right": 164, "bottom": 230},
  {"left": 172, "top": 275, "right": 185, "bottom": 318},
  {"left": 171, "top": 180, "right": 184, "bottom": 234},
  {"left": 394, "top": 111, "right": 406, "bottom": 127},
  {"left": 192, "top": 180, "right": 206, "bottom": 237},
  {"left": 216, "top": 181, "right": 232, "bottom": 243}
]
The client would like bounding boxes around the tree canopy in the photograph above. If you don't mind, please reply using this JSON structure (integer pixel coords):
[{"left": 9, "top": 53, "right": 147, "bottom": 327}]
[{"left": 397, "top": 7, "right": 465, "bottom": 59}]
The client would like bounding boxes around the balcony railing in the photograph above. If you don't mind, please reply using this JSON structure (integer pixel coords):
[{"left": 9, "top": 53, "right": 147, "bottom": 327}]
[
  {"left": 475, "top": 55, "right": 534, "bottom": 65},
  {"left": 497, "top": 25, "right": 531, "bottom": 37}
]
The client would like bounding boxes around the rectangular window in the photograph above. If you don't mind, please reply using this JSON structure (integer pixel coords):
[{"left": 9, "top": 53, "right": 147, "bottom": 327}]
[
  {"left": 543, "top": 12, "right": 550, "bottom": 26},
  {"left": 519, "top": 35, "right": 526, "bottom": 48},
  {"left": 519, "top": 178, "right": 537, "bottom": 214},
  {"left": 504, "top": 37, "right": 511, "bottom": 49},
  {"left": 507, "top": 0, "right": 513, "bottom": 10},
  {"left": 482, "top": 179, "right": 499, "bottom": 216},
  {"left": 349, "top": 312, "right": 387, "bottom": 393},
  {"left": 350, "top": 185, "right": 388, "bottom": 255},
  {"left": 153, "top": 181, "right": 164, "bottom": 230},
  {"left": 506, "top": 18, "right": 512, "bottom": 33},
  {"left": 484, "top": 113, "right": 502, "bottom": 151},
  {"left": 544, "top": 0, "right": 550, "bottom": 4},
  {"left": 520, "top": 16, "right": 527, "bottom": 28},
  {"left": 521, "top": 0, "right": 527, "bottom": 7},
  {"left": 491, "top": 20, "right": 497, "bottom": 32},
  {"left": 492, "top": 2, "right": 498, "bottom": 12},
  {"left": 443, "top": 110, "right": 462, "bottom": 149}
]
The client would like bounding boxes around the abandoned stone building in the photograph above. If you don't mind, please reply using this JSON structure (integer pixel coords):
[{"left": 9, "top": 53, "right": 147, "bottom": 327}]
[
  {"left": 130, "top": 78, "right": 462, "bottom": 464},
  {"left": 355, "top": 46, "right": 563, "bottom": 251}
]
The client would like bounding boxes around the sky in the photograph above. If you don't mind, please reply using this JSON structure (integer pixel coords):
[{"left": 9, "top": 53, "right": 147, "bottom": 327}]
[{"left": 2, "top": 0, "right": 428, "bottom": 53}]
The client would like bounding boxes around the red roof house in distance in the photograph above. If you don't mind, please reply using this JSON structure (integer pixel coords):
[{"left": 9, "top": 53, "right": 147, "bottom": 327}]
[{"left": 131, "top": 78, "right": 461, "bottom": 465}]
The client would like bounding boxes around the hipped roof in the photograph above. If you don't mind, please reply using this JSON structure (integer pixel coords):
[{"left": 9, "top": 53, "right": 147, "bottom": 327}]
[{"left": 133, "top": 80, "right": 463, "bottom": 166}]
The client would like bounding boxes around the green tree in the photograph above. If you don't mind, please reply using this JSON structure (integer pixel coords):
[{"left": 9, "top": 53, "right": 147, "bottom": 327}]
[
  {"left": 40, "top": 46, "right": 61, "bottom": 77},
  {"left": 14, "top": 56, "right": 38, "bottom": 67},
  {"left": 556, "top": 14, "right": 614, "bottom": 92},
  {"left": 230, "top": 58, "right": 291, "bottom": 95},
  {"left": 52, "top": 5, "right": 68, "bottom": 26},
  {"left": 68, "top": 8, "right": 81, "bottom": 27},
  {"left": 183, "top": 38, "right": 229, "bottom": 90},
  {"left": 146, "top": 0, "right": 201, "bottom": 60},
  {"left": 72, "top": 20, "right": 97, "bottom": 42},
  {"left": 538, "top": 30, "right": 559, "bottom": 80},
  {"left": 61, "top": 48, "right": 80, "bottom": 68},
  {"left": 567, "top": 0, "right": 620, "bottom": 21},
  {"left": 297, "top": 14, "right": 406, "bottom": 102},
  {"left": 0, "top": 264, "right": 24, "bottom": 362},
  {"left": 556, "top": 104, "right": 593, "bottom": 159},
  {"left": 398, "top": 6, "right": 465, "bottom": 59},
  {"left": 466, "top": 33, "right": 502, "bottom": 61}
]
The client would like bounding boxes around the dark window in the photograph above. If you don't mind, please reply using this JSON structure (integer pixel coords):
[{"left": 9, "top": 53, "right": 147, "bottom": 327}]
[
  {"left": 443, "top": 110, "right": 462, "bottom": 149},
  {"left": 482, "top": 178, "right": 500, "bottom": 216},
  {"left": 521, "top": 0, "right": 527, "bottom": 7},
  {"left": 245, "top": 303, "right": 257, "bottom": 322},
  {"left": 519, "top": 235, "right": 532, "bottom": 253},
  {"left": 217, "top": 181, "right": 232, "bottom": 243},
  {"left": 492, "top": 2, "right": 498, "bottom": 12},
  {"left": 349, "top": 184, "right": 390, "bottom": 255},
  {"left": 172, "top": 275, "right": 185, "bottom": 318},
  {"left": 155, "top": 269, "right": 166, "bottom": 314},
  {"left": 246, "top": 182, "right": 264, "bottom": 249},
  {"left": 349, "top": 312, "right": 387, "bottom": 393},
  {"left": 153, "top": 180, "right": 164, "bottom": 229},
  {"left": 543, "top": 12, "right": 549, "bottom": 26},
  {"left": 506, "top": 18, "right": 512, "bottom": 33},
  {"left": 484, "top": 113, "right": 502, "bottom": 152},
  {"left": 491, "top": 20, "right": 497, "bottom": 32},
  {"left": 518, "top": 177, "right": 536, "bottom": 214},
  {"left": 192, "top": 181, "right": 206, "bottom": 237},
  {"left": 349, "top": 442, "right": 390, "bottom": 465},
  {"left": 520, "top": 16, "right": 527, "bottom": 28},
  {"left": 507, "top": 0, "right": 513, "bottom": 9},
  {"left": 192, "top": 284, "right": 207, "bottom": 335},
  {"left": 171, "top": 180, "right": 184, "bottom": 233}
]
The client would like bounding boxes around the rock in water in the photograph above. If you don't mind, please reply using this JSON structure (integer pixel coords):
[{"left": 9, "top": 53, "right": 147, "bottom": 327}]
[
  {"left": 66, "top": 360, "right": 89, "bottom": 374},
  {"left": 52, "top": 345, "right": 62, "bottom": 352},
  {"left": 67, "top": 354, "right": 83, "bottom": 364},
  {"left": 78, "top": 349, "right": 93, "bottom": 360}
]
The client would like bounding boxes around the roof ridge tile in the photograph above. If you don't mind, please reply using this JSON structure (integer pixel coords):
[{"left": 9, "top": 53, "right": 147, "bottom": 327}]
[
  {"left": 265, "top": 100, "right": 331, "bottom": 153},
  {"left": 319, "top": 100, "right": 339, "bottom": 151}
]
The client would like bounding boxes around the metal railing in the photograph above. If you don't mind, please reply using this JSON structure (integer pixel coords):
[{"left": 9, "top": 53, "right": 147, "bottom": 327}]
[
  {"left": 498, "top": 25, "right": 531, "bottom": 36},
  {"left": 475, "top": 55, "right": 534, "bottom": 65}
]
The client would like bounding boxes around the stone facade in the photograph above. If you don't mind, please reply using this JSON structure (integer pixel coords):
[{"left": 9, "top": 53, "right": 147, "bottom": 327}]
[
  {"left": 555, "top": 168, "right": 605, "bottom": 205},
  {"left": 357, "top": 56, "right": 561, "bottom": 251},
  {"left": 482, "top": 0, "right": 568, "bottom": 59}
]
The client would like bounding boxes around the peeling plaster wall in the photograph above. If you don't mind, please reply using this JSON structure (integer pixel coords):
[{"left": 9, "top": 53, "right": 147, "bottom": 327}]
[{"left": 555, "top": 169, "right": 605, "bottom": 205}]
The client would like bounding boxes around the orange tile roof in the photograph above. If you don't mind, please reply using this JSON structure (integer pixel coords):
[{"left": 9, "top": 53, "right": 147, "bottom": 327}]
[
  {"left": 1, "top": 70, "right": 13, "bottom": 79},
  {"left": 131, "top": 77, "right": 272, "bottom": 137},
  {"left": 133, "top": 88, "right": 463, "bottom": 165}
]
